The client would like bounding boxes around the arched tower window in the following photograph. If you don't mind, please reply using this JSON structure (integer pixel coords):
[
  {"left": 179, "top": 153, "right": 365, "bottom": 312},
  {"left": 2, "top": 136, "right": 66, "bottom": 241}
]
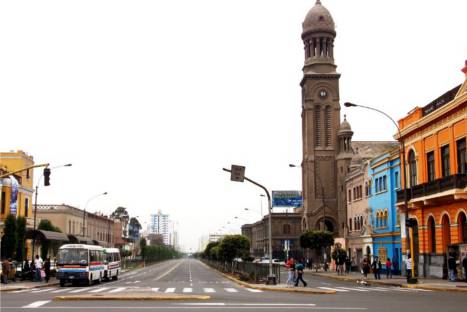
[
  {"left": 325, "top": 106, "right": 331, "bottom": 147},
  {"left": 408, "top": 150, "right": 417, "bottom": 187},
  {"left": 314, "top": 106, "right": 321, "bottom": 146}
]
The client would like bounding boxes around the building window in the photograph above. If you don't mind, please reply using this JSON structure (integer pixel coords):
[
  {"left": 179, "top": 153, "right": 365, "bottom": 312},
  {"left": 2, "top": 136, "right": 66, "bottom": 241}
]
[
  {"left": 383, "top": 209, "right": 388, "bottom": 227},
  {"left": 348, "top": 189, "right": 351, "bottom": 202},
  {"left": 457, "top": 138, "right": 466, "bottom": 174},
  {"left": 349, "top": 218, "right": 352, "bottom": 231},
  {"left": 365, "top": 182, "right": 369, "bottom": 197},
  {"left": 408, "top": 150, "right": 417, "bottom": 187},
  {"left": 24, "top": 198, "right": 29, "bottom": 217},
  {"left": 69, "top": 220, "right": 71, "bottom": 233},
  {"left": 458, "top": 212, "right": 467, "bottom": 244},
  {"left": 427, "top": 151, "right": 435, "bottom": 182},
  {"left": 314, "top": 106, "right": 321, "bottom": 147},
  {"left": 395, "top": 171, "right": 399, "bottom": 188},
  {"left": 428, "top": 216, "right": 436, "bottom": 253},
  {"left": 382, "top": 176, "right": 387, "bottom": 191},
  {"left": 441, "top": 145, "right": 450, "bottom": 177}
]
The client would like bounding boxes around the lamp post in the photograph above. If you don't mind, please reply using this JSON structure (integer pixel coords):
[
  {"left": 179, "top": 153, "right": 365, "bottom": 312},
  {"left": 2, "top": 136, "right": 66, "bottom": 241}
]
[
  {"left": 259, "top": 194, "right": 265, "bottom": 216},
  {"left": 344, "top": 102, "right": 416, "bottom": 283},
  {"left": 82, "top": 192, "right": 108, "bottom": 237},
  {"left": 32, "top": 163, "right": 72, "bottom": 258},
  {"left": 223, "top": 167, "right": 276, "bottom": 285}
]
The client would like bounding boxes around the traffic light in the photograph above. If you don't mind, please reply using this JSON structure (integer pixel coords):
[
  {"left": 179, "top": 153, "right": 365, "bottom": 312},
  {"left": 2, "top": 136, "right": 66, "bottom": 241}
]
[{"left": 43, "top": 168, "right": 51, "bottom": 186}]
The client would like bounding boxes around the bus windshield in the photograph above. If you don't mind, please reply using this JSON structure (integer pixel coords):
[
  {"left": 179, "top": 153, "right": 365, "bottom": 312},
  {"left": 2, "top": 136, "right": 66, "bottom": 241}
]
[{"left": 57, "top": 248, "right": 88, "bottom": 265}]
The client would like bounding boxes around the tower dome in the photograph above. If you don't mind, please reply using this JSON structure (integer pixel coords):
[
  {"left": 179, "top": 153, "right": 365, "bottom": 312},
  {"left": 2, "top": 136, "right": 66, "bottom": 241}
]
[
  {"left": 338, "top": 115, "right": 352, "bottom": 134},
  {"left": 302, "top": 0, "right": 336, "bottom": 36}
]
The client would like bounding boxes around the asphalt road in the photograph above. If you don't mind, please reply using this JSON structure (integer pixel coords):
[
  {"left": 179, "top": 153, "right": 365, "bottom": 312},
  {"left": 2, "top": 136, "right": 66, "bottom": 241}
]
[{"left": 1, "top": 258, "right": 466, "bottom": 311}]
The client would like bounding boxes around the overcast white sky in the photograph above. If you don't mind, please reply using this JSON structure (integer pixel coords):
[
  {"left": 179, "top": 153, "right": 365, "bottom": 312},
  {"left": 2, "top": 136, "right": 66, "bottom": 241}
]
[{"left": 1, "top": 0, "right": 466, "bottom": 252}]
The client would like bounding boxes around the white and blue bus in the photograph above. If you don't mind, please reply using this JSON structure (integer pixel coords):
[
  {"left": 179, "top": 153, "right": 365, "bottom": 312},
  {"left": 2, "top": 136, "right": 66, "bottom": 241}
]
[
  {"left": 103, "top": 248, "right": 121, "bottom": 281},
  {"left": 56, "top": 244, "right": 105, "bottom": 286}
]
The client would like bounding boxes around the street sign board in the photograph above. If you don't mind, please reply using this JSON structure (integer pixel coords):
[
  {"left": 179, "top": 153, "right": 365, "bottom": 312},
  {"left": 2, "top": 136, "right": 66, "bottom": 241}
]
[
  {"left": 230, "top": 165, "right": 245, "bottom": 182},
  {"left": 272, "top": 190, "right": 302, "bottom": 207}
]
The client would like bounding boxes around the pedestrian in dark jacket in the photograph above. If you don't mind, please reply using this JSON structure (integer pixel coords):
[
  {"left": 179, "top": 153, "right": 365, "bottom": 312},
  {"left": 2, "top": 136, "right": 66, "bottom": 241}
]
[
  {"left": 294, "top": 260, "right": 307, "bottom": 287},
  {"left": 462, "top": 256, "right": 467, "bottom": 282},
  {"left": 448, "top": 254, "right": 456, "bottom": 282},
  {"left": 372, "top": 257, "right": 381, "bottom": 280},
  {"left": 44, "top": 258, "right": 51, "bottom": 283}
]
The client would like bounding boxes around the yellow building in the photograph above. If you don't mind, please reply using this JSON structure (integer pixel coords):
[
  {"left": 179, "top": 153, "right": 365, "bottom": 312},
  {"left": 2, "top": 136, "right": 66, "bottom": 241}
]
[{"left": 0, "top": 150, "right": 35, "bottom": 233}]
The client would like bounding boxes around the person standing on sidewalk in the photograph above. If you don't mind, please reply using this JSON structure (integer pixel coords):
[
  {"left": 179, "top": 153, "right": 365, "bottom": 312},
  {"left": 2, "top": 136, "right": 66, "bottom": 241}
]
[
  {"left": 372, "top": 256, "right": 381, "bottom": 280},
  {"left": 294, "top": 259, "right": 307, "bottom": 287},
  {"left": 1, "top": 258, "right": 11, "bottom": 284},
  {"left": 34, "top": 255, "right": 43, "bottom": 282},
  {"left": 44, "top": 258, "right": 51, "bottom": 283},
  {"left": 405, "top": 254, "right": 412, "bottom": 282},
  {"left": 345, "top": 256, "right": 352, "bottom": 275},
  {"left": 361, "top": 257, "right": 370, "bottom": 279},
  {"left": 386, "top": 258, "right": 392, "bottom": 279},
  {"left": 462, "top": 256, "right": 467, "bottom": 282}
]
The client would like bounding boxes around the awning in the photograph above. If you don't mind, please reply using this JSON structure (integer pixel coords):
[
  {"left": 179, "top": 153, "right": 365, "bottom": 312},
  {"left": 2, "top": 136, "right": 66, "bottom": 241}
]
[
  {"left": 67, "top": 234, "right": 93, "bottom": 245},
  {"left": 25, "top": 229, "right": 69, "bottom": 242}
]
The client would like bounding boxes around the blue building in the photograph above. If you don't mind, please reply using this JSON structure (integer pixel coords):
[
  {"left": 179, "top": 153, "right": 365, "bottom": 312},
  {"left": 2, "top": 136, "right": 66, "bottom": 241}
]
[{"left": 369, "top": 147, "right": 402, "bottom": 274}]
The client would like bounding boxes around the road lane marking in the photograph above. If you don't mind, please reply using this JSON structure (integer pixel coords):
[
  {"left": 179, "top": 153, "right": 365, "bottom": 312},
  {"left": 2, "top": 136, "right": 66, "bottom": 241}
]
[
  {"left": 411, "top": 288, "right": 432, "bottom": 292},
  {"left": 108, "top": 287, "right": 126, "bottom": 293},
  {"left": 182, "top": 288, "right": 193, "bottom": 293},
  {"left": 165, "top": 287, "right": 175, "bottom": 293},
  {"left": 88, "top": 287, "right": 110, "bottom": 293},
  {"left": 361, "top": 287, "right": 388, "bottom": 291},
  {"left": 151, "top": 288, "right": 160, "bottom": 292},
  {"left": 224, "top": 288, "right": 238, "bottom": 292},
  {"left": 11, "top": 289, "right": 31, "bottom": 293},
  {"left": 318, "top": 286, "right": 349, "bottom": 292},
  {"left": 154, "top": 261, "right": 183, "bottom": 281},
  {"left": 245, "top": 288, "right": 263, "bottom": 293},
  {"left": 22, "top": 300, "right": 51, "bottom": 308},
  {"left": 203, "top": 288, "right": 215, "bottom": 293}
]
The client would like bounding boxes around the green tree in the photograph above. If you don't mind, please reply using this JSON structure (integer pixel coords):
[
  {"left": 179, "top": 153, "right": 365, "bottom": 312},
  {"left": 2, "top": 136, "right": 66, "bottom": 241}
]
[
  {"left": 203, "top": 241, "right": 219, "bottom": 259},
  {"left": 217, "top": 235, "right": 250, "bottom": 262},
  {"left": 16, "top": 216, "right": 27, "bottom": 262},
  {"left": 140, "top": 237, "right": 147, "bottom": 260},
  {"left": 331, "top": 243, "right": 347, "bottom": 262},
  {"left": 2, "top": 214, "right": 17, "bottom": 259},
  {"left": 300, "top": 230, "right": 334, "bottom": 261},
  {"left": 110, "top": 207, "right": 129, "bottom": 221},
  {"left": 37, "top": 219, "right": 62, "bottom": 259}
]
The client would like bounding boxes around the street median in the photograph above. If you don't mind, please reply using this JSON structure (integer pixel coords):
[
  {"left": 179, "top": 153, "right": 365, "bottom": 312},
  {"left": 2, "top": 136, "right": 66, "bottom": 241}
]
[{"left": 53, "top": 293, "right": 211, "bottom": 301}]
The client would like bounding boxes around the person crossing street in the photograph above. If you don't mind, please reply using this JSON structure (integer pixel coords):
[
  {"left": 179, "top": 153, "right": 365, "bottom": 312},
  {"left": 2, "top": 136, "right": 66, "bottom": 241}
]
[{"left": 294, "top": 259, "right": 307, "bottom": 287}]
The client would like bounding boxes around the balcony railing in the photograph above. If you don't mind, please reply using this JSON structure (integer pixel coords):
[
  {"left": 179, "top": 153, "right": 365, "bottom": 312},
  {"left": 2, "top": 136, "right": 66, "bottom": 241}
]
[{"left": 397, "top": 174, "right": 467, "bottom": 203}]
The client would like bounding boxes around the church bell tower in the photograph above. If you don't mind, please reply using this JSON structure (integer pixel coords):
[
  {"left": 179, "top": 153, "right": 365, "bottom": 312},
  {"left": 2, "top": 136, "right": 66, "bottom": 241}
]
[{"left": 300, "top": 0, "right": 343, "bottom": 235}]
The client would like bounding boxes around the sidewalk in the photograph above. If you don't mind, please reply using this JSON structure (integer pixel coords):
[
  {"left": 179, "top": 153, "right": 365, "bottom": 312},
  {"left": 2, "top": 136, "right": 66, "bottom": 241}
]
[
  {"left": 306, "top": 270, "right": 467, "bottom": 292},
  {"left": 0, "top": 278, "right": 59, "bottom": 292}
]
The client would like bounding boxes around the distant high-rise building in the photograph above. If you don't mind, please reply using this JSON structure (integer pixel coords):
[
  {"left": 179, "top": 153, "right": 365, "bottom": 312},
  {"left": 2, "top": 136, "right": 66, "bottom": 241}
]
[{"left": 150, "top": 210, "right": 169, "bottom": 245}]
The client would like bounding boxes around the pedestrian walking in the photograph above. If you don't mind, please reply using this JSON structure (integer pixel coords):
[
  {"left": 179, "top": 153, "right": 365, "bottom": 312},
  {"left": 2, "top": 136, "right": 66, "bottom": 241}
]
[
  {"left": 448, "top": 253, "right": 456, "bottom": 282},
  {"left": 361, "top": 257, "right": 370, "bottom": 279},
  {"left": 308, "top": 258, "right": 313, "bottom": 270},
  {"left": 294, "top": 259, "right": 307, "bottom": 287},
  {"left": 44, "top": 258, "right": 51, "bottom": 283},
  {"left": 1, "top": 258, "right": 11, "bottom": 284},
  {"left": 34, "top": 255, "right": 43, "bottom": 282},
  {"left": 372, "top": 256, "right": 381, "bottom": 280},
  {"left": 385, "top": 258, "right": 392, "bottom": 278},
  {"left": 286, "top": 257, "right": 295, "bottom": 287}
]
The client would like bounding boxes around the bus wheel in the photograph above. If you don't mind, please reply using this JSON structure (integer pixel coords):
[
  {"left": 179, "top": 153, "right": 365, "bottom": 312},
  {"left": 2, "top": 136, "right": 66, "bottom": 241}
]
[
  {"left": 112, "top": 272, "right": 118, "bottom": 281},
  {"left": 60, "top": 280, "right": 65, "bottom": 287}
]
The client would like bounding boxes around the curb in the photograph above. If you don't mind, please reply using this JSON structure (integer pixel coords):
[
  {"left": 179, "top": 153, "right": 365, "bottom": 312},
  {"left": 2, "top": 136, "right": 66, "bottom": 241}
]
[
  {"left": 309, "top": 272, "right": 467, "bottom": 292},
  {"left": 218, "top": 270, "right": 335, "bottom": 294},
  {"left": 53, "top": 294, "right": 211, "bottom": 301},
  {"left": 0, "top": 281, "right": 60, "bottom": 292}
]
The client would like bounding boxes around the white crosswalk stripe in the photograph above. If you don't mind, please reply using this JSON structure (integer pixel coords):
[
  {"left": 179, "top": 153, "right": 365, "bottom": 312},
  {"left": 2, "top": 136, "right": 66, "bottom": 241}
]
[
  {"left": 203, "top": 288, "right": 216, "bottom": 293},
  {"left": 224, "top": 288, "right": 238, "bottom": 293},
  {"left": 357, "top": 287, "right": 388, "bottom": 292},
  {"left": 50, "top": 288, "right": 72, "bottom": 293},
  {"left": 30, "top": 288, "right": 54, "bottom": 293},
  {"left": 151, "top": 288, "right": 160, "bottom": 292},
  {"left": 318, "top": 287, "right": 349, "bottom": 292},
  {"left": 11, "top": 289, "right": 31, "bottom": 293},
  {"left": 165, "top": 287, "right": 176, "bottom": 293},
  {"left": 108, "top": 287, "right": 126, "bottom": 293},
  {"left": 245, "top": 288, "right": 263, "bottom": 293},
  {"left": 68, "top": 288, "right": 89, "bottom": 293},
  {"left": 182, "top": 288, "right": 193, "bottom": 293},
  {"left": 88, "top": 287, "right": 110, "bottom": 293},
  {"left": 337, "top": 287, "right": 369, "bottom": 292}
]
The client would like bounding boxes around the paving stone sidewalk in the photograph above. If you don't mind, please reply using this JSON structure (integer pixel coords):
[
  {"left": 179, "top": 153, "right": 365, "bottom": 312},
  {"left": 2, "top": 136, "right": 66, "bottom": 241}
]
[{"left": 306, "top": 270, "right": 467, "bottom": 292}]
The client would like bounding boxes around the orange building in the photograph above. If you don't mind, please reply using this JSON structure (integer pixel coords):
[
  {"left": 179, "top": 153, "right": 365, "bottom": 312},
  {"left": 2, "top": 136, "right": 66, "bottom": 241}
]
[{"left": 396, "top": 62, "right": 467, "bottom": 279}]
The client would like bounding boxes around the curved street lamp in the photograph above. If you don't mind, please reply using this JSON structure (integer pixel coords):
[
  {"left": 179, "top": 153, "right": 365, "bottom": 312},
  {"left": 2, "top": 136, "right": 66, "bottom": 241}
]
[
  {"left": 82, "top": 192, "right": 108, "bottom": 237},
  {"left": 344, "top": 101, "right": 416, "bottom": 284}
]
